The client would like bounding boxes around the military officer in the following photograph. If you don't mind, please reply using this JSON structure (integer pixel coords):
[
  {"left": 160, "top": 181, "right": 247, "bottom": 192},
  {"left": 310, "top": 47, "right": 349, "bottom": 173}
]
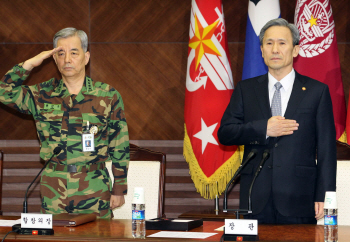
[{"left": 0, "top": 28, "right": 129, "bottom": 218}]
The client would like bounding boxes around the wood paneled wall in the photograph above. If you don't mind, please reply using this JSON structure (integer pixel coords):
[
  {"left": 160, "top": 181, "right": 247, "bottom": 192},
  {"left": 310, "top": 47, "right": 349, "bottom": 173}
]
[{"left": 0, "top": 0, "right": 349, "bottom": 140}]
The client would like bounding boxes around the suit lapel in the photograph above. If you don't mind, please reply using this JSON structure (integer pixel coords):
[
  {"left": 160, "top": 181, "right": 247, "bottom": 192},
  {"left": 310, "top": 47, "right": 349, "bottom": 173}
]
[
  {"left": 284, "top": 72, "right": 307, "bottom": 120},
  {"left": 254, "top": 74, "right": 271, "bottom": 120}
]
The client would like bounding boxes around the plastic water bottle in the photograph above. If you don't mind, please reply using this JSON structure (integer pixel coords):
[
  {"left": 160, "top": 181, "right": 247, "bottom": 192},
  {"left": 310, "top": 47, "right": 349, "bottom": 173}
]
[
  {"left": 324, "top": 191, "right": 338, "bottom": 242},
  {"left": 132, "top": 187, "right": 146, "bottom": 239},
  {"left": 132, "top": 203, "right": 146, "bottom": 239},
  {"left": 324, "top": 208, "right": 338, "bottom": 242}
]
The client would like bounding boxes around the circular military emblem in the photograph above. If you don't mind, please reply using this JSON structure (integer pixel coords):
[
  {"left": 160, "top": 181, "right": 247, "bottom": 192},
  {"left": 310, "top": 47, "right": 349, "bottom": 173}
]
[
  {"left": 295, "top": 0, "right": 334, "bottom": 58},
  {"left": 90, "top": 125, "right": 98, "bottom": 135}
]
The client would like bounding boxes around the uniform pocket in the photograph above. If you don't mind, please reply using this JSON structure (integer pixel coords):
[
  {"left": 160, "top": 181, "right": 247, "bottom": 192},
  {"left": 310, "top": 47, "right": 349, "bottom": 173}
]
[{"left": 39, "top": 110, "right": 64, "bottom": 142}]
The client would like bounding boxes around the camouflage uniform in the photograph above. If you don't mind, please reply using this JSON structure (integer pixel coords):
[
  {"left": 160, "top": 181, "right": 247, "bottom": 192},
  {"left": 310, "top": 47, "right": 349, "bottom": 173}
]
[{"left": 0, "top": 64, "right": 129, "bottom": 218}]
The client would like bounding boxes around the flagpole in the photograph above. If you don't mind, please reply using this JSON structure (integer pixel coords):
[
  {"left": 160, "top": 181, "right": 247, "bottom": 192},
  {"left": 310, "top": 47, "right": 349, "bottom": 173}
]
[{"left": 214, "top": 181, "right": 219, "bottom": 214}]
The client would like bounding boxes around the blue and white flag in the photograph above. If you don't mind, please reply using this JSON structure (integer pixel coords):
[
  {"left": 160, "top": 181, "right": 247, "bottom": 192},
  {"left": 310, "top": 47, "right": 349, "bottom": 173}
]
[{"left": 242, "top": 0, "right": 280, "bottom": 80}]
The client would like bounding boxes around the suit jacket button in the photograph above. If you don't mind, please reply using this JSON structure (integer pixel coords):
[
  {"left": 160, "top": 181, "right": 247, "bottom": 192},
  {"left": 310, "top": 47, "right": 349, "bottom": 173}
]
[
  {"left": 268, "top": 165, "right": 272, "bottom": 169},
  {"left": 275, "top": 143, "right": 278, "bottom": 147}
]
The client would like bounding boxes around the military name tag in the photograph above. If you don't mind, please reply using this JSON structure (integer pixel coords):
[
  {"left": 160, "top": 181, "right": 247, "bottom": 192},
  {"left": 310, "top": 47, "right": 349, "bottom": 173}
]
[{"left": 44, "top": 103, "right": 61, "bottom": 111}]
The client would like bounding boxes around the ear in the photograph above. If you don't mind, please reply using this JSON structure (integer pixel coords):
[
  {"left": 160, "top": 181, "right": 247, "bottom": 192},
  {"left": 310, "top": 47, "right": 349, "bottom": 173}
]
[
  {"left": 260, "top": 45, "right": 264, "bottom": 58},
  {"left": 84, "top": 51, "right": 90, "bottom": 65},
  {"left": 53, "top": 53, "right": 57, "bottom": 64},
  {"left": 293, "top": 45, "right": 300, "bottom": 58}
]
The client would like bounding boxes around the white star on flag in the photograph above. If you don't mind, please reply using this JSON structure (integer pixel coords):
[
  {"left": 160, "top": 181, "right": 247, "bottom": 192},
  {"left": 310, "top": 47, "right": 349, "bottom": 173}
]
[{"left": 194, "top": 118, "right": 219, "bottom": 154}]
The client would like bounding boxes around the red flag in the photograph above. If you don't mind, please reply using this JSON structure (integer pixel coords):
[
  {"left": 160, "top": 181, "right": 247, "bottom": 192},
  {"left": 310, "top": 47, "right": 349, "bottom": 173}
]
[
  {"left": 294, "top": 0, "right": 346, "bottom": 142},
  {"left": 184, "top": 0, "right": 241, "bottom": 199}
]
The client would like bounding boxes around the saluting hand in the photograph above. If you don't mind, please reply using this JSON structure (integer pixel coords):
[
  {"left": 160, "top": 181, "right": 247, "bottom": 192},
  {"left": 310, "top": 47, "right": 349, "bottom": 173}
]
[{"left": 22, "top": 47, "right": 63, "bottom": 71}]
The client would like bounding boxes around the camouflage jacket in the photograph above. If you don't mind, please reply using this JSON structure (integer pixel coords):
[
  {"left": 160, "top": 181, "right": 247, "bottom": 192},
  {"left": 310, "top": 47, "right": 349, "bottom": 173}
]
[{"left": 0, "top": 64, "right": 129, "bottom": 196}]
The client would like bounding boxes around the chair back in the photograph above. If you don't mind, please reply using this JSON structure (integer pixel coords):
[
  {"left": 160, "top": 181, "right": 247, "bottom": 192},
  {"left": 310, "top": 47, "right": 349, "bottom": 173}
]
[
  {"left": 317, "top": 160, "right": 350, "bottom": 225},
  {"left": 107, "top": 144, "right": 165, "bottom": 219}
]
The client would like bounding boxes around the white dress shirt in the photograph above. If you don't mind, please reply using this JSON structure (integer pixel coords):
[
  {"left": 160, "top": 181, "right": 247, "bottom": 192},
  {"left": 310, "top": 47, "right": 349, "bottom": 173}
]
[{"left": 268, "top": 69, "right": 295, "bottom": 117}]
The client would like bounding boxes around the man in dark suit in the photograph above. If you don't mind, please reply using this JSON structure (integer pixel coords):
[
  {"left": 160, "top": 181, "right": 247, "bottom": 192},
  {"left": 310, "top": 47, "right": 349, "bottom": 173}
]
[{"left": 218, "top": 18, "right": 336, "bottom": 224}]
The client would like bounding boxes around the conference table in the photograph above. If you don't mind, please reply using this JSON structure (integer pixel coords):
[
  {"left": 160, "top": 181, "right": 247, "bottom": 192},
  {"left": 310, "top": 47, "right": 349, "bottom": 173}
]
[{"left": 0, "top": 216, "right": 349, "bottom": 241}]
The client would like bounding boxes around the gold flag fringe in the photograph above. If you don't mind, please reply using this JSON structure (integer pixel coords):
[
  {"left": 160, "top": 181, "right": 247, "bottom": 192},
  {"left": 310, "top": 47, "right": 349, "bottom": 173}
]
[
  {"left": 338, "top": 130, "right": 347, "bottom": 144},
  {"left": 183, "top": 124, "right": 244, "bottom": 199}
]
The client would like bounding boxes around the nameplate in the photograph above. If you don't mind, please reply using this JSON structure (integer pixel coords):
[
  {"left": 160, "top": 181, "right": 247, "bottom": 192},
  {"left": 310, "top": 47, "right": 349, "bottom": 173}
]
[
  {"left": 225, "top": 219, "right": 258, "bottom": 235},
  {"left": 44, "top": 103, "right": 61, "bottom": 111},
  {"left": 21, "top": 213, "right": 53, "bottom": 229}
]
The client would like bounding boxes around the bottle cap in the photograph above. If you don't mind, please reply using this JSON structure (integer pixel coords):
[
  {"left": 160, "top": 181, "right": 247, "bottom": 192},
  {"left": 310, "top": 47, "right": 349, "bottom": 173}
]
[
  {"left": 132, "top": 187, "right": 145, "bottom": 204},
  {"left": 324, "top": 191, "right": 337, "bottom": 209}
]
